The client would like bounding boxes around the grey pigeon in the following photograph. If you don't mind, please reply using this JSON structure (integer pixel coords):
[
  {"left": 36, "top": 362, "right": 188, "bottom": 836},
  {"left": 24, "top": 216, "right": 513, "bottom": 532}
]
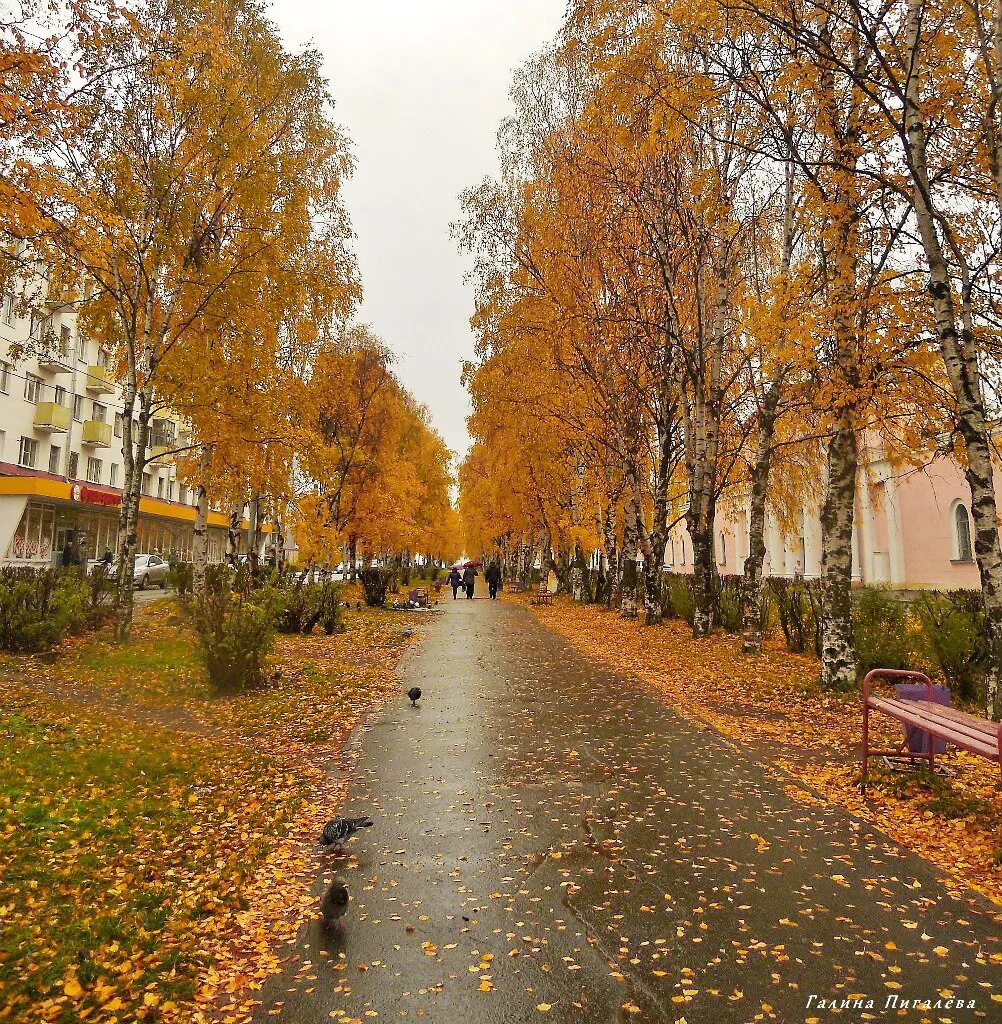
[
  {"left": 407, "top": 686, "right": 422, "bottom": 706},
  {"left": 320, "top": 815, "right": 373, "bottom": 851},
  {"left": 320, "top": 880, "right": 350, "bottom": 930}
]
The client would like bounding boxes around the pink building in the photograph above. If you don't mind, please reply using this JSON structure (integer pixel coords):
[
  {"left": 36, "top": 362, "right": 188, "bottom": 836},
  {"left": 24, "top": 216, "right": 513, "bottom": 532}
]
[{"left": 665, "top": 445, "right": 983, "bottom": 590}]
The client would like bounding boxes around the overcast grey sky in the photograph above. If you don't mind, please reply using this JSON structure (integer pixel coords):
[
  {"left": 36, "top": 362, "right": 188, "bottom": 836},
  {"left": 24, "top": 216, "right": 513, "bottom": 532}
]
[{"left": 273, "top": 1, "right": 567, "bottom": 463}]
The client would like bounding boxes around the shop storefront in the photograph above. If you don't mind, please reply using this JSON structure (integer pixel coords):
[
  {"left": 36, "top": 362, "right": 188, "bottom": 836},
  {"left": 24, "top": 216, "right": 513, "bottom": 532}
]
[{"left": 0, "top": 477, "right": 229, "bottom": 566}]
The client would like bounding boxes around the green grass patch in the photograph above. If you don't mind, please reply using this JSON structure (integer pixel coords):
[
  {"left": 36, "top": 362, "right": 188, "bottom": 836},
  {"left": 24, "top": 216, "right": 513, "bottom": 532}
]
[{"left": 0, "top": 698, "right": 305, "bottom": 1022}]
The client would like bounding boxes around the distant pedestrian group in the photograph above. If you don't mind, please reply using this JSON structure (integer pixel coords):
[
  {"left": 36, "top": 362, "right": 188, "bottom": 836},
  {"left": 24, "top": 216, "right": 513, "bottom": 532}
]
[{"left": 447, "top": 562, "right": 503, "bottom": 601}]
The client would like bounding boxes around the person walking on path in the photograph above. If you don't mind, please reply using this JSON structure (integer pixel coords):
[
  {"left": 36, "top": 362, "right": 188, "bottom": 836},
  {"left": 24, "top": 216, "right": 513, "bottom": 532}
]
[
  {"left": 485, "top": 561, "right": 502, "bottom": 600},
  {"left": 463, "top": 564, "right": 477, "bottom": 599},
  {"left": 448, "top": 566, "right": 462, "bottom": 600}
]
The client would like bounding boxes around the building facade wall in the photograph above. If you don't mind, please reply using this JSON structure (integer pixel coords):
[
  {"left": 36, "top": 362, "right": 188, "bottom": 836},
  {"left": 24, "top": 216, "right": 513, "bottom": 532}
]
[
  {"left": 657, "top": 450, "right": 989, "bottom": 592},
  {"left": 0, "top": 278, "right": 237, "bottom": 566}
]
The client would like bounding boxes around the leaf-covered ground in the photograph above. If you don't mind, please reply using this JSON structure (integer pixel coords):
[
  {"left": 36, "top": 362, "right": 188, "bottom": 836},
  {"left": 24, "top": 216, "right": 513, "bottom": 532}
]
[
  {"left": 0, "top": 592, "right": 426, "bottom": 1023},
  {"left": 522, "top": 597, "right": 1002, "bottom": 908}
]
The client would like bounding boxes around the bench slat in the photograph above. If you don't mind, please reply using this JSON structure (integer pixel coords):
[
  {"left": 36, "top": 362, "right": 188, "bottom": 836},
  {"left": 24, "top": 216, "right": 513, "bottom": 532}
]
[
  {"left": 868, "top": 697, "right": 1000, "bottom": 758},
  {"left": 873, "top": 698, "right": 999, "bottom": 745},
  {"left": 916, "top": 702, "right": 1000, "bottom": 738}
]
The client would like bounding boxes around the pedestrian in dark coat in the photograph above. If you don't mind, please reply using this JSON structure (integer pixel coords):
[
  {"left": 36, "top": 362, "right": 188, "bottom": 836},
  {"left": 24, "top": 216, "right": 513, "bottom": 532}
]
[
  {"left": 462, "top": 565, "right": 477, "bottom": 599},
  {"left": 448, "top": 567, "right": 462, "bottom": 600},
  {"left": 61, "top": 537, "right": 76, "bottom": 568},
  {"left": 485, "top": 562, "right": 502, "bottom": 600}
]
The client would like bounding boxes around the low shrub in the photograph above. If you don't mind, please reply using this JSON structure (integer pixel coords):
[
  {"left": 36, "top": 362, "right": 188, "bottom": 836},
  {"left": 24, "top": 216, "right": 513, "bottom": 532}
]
[
  {"left": 768, "top": 577, "right": 821, "bottom": 655},
  {"left": 192, "top": 576, "right": 275, "bottom": 693},
  {"left": 87, "top": 564, "right": 116, "bottom": 615},
  {"left": 0, "top": 567, "right": 91, "bottom": 652},
  {"left": 359, "top": 567, "right": 393, "bottom": 607},
  {"left": 661, "top": 572, "right": 696, "bottom": 625},
  {"left": 717, "top": 574, "right": 743, "bottom": 634},
  {"left": 852, "top": 585, "right": 913, "bottom": 677},
  {"left": 166, "top": 561, "right": 194, "bottom": 598},
  {"left": 272, "top": 578, "right": 344, "bottom": 635},
  {"left": 914, "top": 590, "right": 988, "bottom": 704}
]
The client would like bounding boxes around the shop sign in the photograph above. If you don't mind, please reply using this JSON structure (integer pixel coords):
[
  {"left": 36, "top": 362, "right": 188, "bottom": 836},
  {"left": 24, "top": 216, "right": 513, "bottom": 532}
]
[{"left": 72, "top": 484, "right": 122, "bottom": 508}]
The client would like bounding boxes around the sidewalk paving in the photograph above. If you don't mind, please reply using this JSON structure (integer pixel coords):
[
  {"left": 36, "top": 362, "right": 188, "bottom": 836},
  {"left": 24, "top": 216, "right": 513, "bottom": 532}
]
[{"left": 251, "top": 598, "right": 1002, "bottom": 1024}]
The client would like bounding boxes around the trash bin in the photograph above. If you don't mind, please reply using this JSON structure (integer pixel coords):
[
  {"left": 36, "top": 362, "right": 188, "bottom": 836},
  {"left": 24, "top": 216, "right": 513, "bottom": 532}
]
[{"left": 894, "top": 682, "right": 951, "bottom": 756}]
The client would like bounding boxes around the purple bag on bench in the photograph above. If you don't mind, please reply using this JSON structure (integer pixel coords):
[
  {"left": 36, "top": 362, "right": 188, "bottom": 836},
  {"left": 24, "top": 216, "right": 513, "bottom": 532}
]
[{"left": 895, "top": 682, "right": 951, "bottom": 756}]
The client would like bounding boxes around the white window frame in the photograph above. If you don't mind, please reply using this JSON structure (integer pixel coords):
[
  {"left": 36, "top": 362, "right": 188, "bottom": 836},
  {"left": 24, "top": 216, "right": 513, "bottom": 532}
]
[{"left": 18, "top": 436, "right": 38, "bottom": 469}]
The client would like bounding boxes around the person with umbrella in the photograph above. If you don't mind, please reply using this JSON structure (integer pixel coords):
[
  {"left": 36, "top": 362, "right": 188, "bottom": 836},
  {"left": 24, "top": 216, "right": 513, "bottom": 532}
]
[
  {"left": 448, "top": 565, "right": 462, "bottom": 600},
  {"left": 462, "top": 563, "right": 478, "bottom": 599}
]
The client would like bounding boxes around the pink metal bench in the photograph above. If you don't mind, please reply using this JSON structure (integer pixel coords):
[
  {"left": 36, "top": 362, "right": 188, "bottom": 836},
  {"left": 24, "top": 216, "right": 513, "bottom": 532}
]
[{"left": 861, "top": 669, "right": 1001, "bottom": 792}]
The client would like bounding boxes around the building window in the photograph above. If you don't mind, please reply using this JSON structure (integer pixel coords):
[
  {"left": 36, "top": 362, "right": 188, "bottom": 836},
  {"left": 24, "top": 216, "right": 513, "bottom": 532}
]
[
  {"left": 2, "top": 291, "right": 13, "bottom": 325},
  {"left": 110, "top": 464, "right": 118, "bottom": 487},
  {"left": 72, "top": 394, "right": 83, "bottom": 421},
  {"left": 53, "top": 385, "right": 66, "bottom": 406},
  {"left": 168, "top": 480, "right": 175, "bottom": 501},
  {"left": 48, "top": 444, "right": 61, "bottom": 475},
  {"left": 954, "top": 503, "right": 973, "bottom": 562},
  {"left": 59, "top": 324, "right": 71, "bottom": 357},
  {"left": 680, "top": 536, "right": 686, "bottom": 565},
  {"left": 114, "top": 412, "right": 123, "bottom": 438},
  {"left": 718, "top": 531, "right": 727, "bottom": 565},
  {"left": 0, "top": 363, "right": 9, "bottom": 393},
  {"left": 86, "top": 457, "right": 102, "bottom": 484},
  {"left": 96, "top": 346, "right": 111, "bottom": 368},
  {"left": 141, "top": 473, "right": 151, "bottom": 495},
  {"left": 24, "top": 374, "right": 41, "bottom": 403},
  {"left": 18, "top": 437, "right": 38, "bottom": 469},
  {"left": 92, "top": 402, "right": 106, "bottom": 423},
  {"left": 179, "top": 483, "right": 188, "bottom": 504},
  {"left": 0, "top": 429, "right": 5, "bottom": 459},
  {"left": 156, "top": 476, "right": 164, "bottom": 498},
  {"left": 68, "top": 451, "right": 79, "bottom": 478}
]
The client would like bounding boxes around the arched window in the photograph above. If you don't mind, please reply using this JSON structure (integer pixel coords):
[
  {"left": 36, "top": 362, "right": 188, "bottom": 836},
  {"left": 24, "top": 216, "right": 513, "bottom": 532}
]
[
  {"left": 954, "top": 503, "right": 973, "bottom": 561},
  {"left": 719, "top": 531, "right": 727, "bottom": 565},
  {"left": 680, "top": 536, "right": 686, "bottom": 565},
  {"left": 666, "top": 537, "right": 674, "bottom": 566}
]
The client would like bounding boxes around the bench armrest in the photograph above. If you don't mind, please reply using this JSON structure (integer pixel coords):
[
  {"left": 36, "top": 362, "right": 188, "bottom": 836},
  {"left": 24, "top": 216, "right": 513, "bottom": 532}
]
[{"left": 862, "top": 668, "right": 933, "bottom": 707}]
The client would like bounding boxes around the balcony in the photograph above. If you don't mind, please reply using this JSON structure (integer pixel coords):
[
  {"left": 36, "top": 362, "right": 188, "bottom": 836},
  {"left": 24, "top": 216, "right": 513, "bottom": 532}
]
[
  {"left": 149, "top": 445, "right": 174, "bottom": 467},
  {"left": 36, "top": 346, "right": 71, "bottom": 373},
  {"left": 81, "top": 419, "right": 112, "bottom": 448},
  {"left": 84, "top": 365, "right": 115, "bottom": 395},
  {"left": 33, "top": 402, "right": 71, "bottom": 433}
]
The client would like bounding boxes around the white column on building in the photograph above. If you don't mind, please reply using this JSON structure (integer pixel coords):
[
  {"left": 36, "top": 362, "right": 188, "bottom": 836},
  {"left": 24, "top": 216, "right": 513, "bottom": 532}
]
[
  {"left": 882, "top": 471, "right": 906, "bottom": 585},
  {"left": 856, "top": 467, "right": 875, "bottom": 582}
]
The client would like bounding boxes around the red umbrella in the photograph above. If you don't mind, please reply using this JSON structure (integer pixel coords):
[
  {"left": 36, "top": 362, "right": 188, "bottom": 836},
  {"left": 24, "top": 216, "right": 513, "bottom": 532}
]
[{"left": 451, "top": 559, "right": 482, "bottom": 569}]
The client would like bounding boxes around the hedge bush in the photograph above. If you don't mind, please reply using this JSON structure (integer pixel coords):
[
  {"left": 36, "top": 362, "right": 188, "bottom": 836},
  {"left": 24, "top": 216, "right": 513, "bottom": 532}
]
[
  {"left": 851, "top": 586, "right": 913, "bottom": 676},
  {"left": 192, "top": 574, "right": 275, "bottom": 693},
  {"left": 166, "top": 560, "right": 194, "bottom": 598},
  {"left": 767, "top": 577, "right": 821, "bottom": 656},
  {"left": 0, "top": 567, "right": 94, "bottom": 652},
  {"left": 359, "top": 567, "right": 393, "bottom": 607},
  {"left": 915, "top": 591, "right": 988, "bottom": 704},
  {"left": 271, "top": 578, "right": 343, "bottom": 635},
  {"left": 660, "top": 573, "right": 696, "bottom": 625}
]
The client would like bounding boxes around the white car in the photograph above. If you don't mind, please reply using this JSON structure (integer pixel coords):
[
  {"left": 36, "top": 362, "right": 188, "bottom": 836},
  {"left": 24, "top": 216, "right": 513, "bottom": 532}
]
[{"left": 108, "top": 553, "right": 170, "bottom": 589}]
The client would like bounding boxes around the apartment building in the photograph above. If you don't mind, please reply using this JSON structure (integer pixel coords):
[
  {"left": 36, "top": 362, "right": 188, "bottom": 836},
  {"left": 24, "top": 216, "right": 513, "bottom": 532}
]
[{"left": 0, "top": 285, "right": 233, "bottom": 567}]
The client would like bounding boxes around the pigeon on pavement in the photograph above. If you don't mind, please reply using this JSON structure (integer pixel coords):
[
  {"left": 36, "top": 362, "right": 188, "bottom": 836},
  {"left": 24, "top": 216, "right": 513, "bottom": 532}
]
[
  {"left": 320, "top": 815, "right": 374, "bottom": 851},
  {"left": 407, "top": 686, "right": 422, "bottom": 706},
  {"left": 320, "top": 880, "right": 350, "bottom": 930}
]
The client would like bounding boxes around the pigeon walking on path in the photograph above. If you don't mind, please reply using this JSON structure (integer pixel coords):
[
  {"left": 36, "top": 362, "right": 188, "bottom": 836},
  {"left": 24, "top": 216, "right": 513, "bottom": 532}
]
[
  {"left": 320, "top": 815, "right": 373, "bottom": 852},
  {"left": 407, "top": 686, "right": 422, "bottom": 707},
  {"left": 320, "top": 881, "right": 350, "bottom": 930}
]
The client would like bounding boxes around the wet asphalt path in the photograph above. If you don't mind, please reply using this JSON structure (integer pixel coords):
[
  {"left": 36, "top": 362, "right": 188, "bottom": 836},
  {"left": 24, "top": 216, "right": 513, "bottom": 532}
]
[{"left": 254, "top": 598, "right": 1002, "bottom": 1023}]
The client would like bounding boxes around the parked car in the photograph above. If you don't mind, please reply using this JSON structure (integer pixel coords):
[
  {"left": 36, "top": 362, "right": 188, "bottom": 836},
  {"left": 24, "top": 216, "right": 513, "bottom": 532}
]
[{"left": 107, "top": 552, "right": 170, "bottom": 590}]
